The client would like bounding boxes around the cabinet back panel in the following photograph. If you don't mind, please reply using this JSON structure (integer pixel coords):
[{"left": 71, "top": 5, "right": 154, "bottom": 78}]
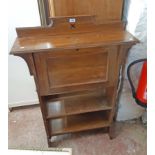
[{"left": 49, "top": 0, "right": 123, "bottom": 23}]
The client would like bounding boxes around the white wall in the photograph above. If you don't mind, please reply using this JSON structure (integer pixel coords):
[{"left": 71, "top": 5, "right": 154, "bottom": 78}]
[
  {"left": 117, "top": 0, "right": 147, "bottom": 121},
  {"left": 8, "top": 0, "right": 40, "bottom": 106}
]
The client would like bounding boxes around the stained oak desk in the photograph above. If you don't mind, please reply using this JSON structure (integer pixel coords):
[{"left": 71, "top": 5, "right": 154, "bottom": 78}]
[{"left": 11, "top": 17, "right": 138, "bottom": 146}]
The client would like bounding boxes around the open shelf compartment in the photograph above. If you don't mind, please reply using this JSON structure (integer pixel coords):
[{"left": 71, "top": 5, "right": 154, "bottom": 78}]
[
  {"left": 45, "top": 90, "right": 112, "bottom": 119},
  {"left": 49, "top": 110, "right": 110, "bottom": 136}
]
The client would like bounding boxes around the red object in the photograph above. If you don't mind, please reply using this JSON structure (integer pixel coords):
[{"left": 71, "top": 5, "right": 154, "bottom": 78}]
[
  {"left": 127, "top": 59, "right": 147, "bottom": 108},
  {"left": 136, "top": 62, "right": 147, "bottom": 105}
]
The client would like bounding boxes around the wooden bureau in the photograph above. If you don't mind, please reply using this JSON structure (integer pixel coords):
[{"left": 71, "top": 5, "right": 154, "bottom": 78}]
[{"left": 10, "top": 16, "right": 138, "bottom": 146}]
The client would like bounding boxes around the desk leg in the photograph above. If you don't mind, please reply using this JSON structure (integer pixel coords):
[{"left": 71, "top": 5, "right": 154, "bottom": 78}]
[{"left": 108, "top": 121, "right": 116, "bottom": 139}]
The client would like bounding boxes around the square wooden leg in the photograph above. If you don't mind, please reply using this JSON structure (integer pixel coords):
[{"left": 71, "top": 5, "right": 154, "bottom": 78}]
[{"left": 108, "top": 122, "right": 117, "bottom": 139}]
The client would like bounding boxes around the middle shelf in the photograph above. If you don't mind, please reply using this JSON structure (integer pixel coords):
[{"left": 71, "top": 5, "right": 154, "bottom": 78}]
[{"left": 45, "top": 90, "right": 112, "bottom": 119}]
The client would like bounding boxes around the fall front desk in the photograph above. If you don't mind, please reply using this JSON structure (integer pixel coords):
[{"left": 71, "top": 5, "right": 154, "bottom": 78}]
[{"left": 10, "top": 16, "right": 138, "bottom": 146}]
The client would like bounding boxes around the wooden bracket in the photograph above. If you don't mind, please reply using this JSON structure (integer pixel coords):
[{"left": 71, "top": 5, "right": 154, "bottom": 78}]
[{"left": 14, "top": 53, "right": 36, "bottom": 76}]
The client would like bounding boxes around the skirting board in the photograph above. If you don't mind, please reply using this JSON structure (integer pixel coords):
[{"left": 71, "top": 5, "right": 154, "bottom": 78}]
[{"left": 8, "top": 99, "right": 39, "bottom": 109}]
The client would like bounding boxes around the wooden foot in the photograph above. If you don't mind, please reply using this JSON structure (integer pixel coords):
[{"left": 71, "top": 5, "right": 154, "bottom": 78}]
[
  {"left": 108, "top": 121, "right": 123, "bottom": 139},
  {"left": 108, "top": 126, "right": 115, "bottom": 139},
  {"left": 8, "top": 107, "right": 13, "bottom": 112},
  {"left": 47, "top": 136, "right": 52, "bottom": 147},
  {"left": 48, "top": 142, "right": 52, "bottom": 147},
  {"left": 108, "top": 122, "right": 117, "bottom": 139}
]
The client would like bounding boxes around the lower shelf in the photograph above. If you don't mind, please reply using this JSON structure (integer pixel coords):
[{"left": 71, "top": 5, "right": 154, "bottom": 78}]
[{"left": 49, "top": 111, "right": 110, "bottom": 136}]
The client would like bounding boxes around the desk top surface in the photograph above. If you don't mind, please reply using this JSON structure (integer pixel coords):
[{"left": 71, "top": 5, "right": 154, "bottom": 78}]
[{"left": 10, "top": 21, "right": 138, "bottom": 55}]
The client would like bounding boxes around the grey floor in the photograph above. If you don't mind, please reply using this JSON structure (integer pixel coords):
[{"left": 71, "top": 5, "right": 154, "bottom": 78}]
[{"left": 8, "top": 106, "right": 147, "bottom": 155}]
